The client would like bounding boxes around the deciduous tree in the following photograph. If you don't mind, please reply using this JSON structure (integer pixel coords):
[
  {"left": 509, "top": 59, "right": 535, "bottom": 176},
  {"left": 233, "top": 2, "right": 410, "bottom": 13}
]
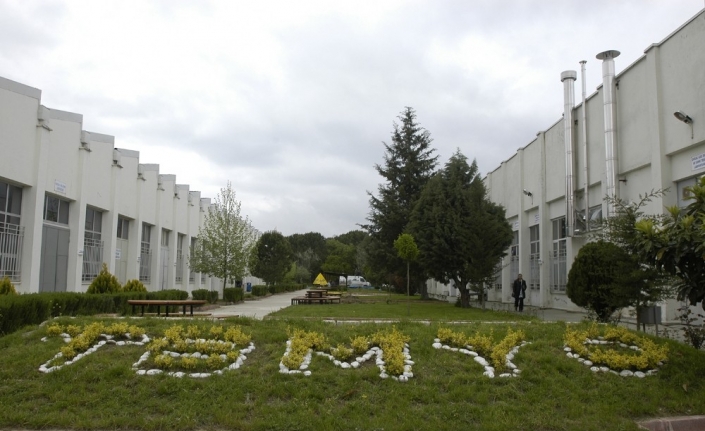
[
  {"left": 189, "top": 182, "right": 257, "bottom": 291},
  {"left": 251, "top": 231, "right": 293, "bottom": 285}
]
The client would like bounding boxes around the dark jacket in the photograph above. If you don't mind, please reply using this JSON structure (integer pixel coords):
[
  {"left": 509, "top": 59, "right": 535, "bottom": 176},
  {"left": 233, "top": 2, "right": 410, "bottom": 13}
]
[{"left": 512, "top": 278, "right": 527, "bottom": 298}]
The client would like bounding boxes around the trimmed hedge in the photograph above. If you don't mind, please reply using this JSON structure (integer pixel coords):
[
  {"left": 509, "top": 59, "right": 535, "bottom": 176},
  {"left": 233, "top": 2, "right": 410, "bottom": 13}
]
[
  {"left": 251, "top": 285, "right": 269, "bottom": 297},
  {"left": 0, "top": 289, "right": 188, "bottom": 336},
  {"left": 223, "top": 287, "right": 244, "bottom": 303},
  {"left": 191, "top": 289, "right": 219, "bottom": 303}
]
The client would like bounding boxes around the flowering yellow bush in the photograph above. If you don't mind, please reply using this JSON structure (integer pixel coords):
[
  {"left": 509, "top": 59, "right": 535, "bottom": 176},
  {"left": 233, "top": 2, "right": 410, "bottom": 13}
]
[
  {"left": 282, "top": 327, "right": 326, "bottom": 370},
  {"left": 181, "top": 357, "right": 197, "bottom": 369},
  {"left": 185, "top": 325, "right": 201, "bottom": 339},
  {"left": 564, "top": 324, "right": 668, "bottom": 371},
  {"left": 65, "top": 324, "right": 82, "bottom": 338},
  {"left": 105, "top": 322, "right": 129, "bottom": 336},
  {"left": 46, "top": 324, "right": 63, "bottom": 337},
  {"left": 128, "top": 325, "right": 145, "bottom": 338},
  {"left": 154, "top": 354, "right": 174, "bottom": 369},
  {"left": 209, "top": 325, "right": 224, "bottom": 339},
  {"left": 490, "top": 328, "right": 525, "bottom": 370},
  {"left": 350, "top": 336, "right": 370, "bottom": 355},
  {"left": 224, "top": 326, "right": 251, "bottom": 346},
  {"left": 331, "top": 344, "right": 353, "bottom": 361},
  {"left": 371, "top": 326, "right": 409, "bottom": 376}
]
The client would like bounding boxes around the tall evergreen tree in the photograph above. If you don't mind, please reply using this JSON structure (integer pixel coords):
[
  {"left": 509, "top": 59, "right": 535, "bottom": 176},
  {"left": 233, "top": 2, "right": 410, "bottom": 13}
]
[
  {"left": 363, "top": 107, "right": 438, "bottom": 297},
  {"left": 287, "top": 232, "right": 327, "bottom": 282},
  {"left": 410, "top": 151, "right": 513, "bottom": 308}
]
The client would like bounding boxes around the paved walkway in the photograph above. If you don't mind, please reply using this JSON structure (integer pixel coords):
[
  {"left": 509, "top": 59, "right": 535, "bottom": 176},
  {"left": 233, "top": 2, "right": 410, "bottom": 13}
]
[
  {"left": 208, "top": 290, "right": 591, "bottom": 322},
  {"left": 209, "top": 289, "right": 307, "bottom": 319}
]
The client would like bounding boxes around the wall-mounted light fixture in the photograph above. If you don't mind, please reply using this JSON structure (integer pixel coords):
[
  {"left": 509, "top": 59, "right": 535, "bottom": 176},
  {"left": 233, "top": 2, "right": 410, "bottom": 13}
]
[
  {"left": 674, "top": 111, "right": 694, "bottom": 138},
  {"left": 523, "top": 189, "right": 534, "bottom": 205}
]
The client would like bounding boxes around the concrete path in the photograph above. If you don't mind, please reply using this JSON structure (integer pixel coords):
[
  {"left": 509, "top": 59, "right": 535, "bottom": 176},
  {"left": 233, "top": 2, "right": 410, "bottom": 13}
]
[{"left": 209, "top": 288, "right": 307, "bottom": 319}]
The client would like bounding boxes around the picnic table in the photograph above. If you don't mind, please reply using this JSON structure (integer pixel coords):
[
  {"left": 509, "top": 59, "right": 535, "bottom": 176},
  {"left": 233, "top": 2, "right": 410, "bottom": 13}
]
[
  {"left": 291, "top": 289, "right": 342, "bottom": 305},
  {"left": 127, "top": 299, "right": 208, "bottom": 317}
]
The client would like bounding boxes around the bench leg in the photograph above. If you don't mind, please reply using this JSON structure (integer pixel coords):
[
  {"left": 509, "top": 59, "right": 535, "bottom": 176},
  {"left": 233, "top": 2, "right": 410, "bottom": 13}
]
[{"left": 141, "top": 305, "right": 145, "bottom": 316}]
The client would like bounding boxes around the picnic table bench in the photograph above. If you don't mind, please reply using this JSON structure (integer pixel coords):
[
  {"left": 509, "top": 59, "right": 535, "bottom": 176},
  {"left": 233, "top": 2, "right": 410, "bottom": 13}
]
[
  {"left": 127, "top": 299, "right": 208, "bottom": 317},
  {"left": 291, "top": 289, "right": 343, "bottom": 305}
]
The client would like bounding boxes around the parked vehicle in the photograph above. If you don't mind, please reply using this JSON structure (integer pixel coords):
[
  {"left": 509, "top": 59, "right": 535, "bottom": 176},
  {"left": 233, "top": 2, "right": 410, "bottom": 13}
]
[{"left": 339, "top": 275, "right": 371, "bottom": 288}]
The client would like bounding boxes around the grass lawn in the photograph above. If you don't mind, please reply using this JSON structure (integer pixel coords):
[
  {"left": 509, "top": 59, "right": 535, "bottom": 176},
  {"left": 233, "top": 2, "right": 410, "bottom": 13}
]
[{"left": 0, "top": 303, "right": 703, "bottom": 431}]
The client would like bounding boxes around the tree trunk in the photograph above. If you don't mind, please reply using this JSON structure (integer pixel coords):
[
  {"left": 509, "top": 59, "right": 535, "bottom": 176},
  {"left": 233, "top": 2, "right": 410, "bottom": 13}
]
[{"left": 458, "top": 284, "right": 471, "bottom": 308}]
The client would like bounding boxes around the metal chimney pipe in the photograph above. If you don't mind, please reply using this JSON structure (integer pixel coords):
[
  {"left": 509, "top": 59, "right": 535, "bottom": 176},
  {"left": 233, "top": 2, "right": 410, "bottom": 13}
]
[
  {"left": 596, "top": 50, "right": 621, "bottom": 217},
  {"left": 561, "top": 70, "right": 577, "bottom": 237},
  {"left": 580, "top": 60, "right": 589, "bottom": 231}
]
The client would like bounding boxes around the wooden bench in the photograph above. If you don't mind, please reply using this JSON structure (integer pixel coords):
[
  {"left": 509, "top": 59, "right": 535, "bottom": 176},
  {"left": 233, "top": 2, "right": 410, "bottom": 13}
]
[{"left": 127, "top": 299, "right": 208, "bottom": 317}]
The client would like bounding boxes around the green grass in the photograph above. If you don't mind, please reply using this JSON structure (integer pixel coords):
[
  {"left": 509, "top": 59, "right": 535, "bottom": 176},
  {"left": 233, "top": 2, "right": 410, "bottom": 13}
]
[{"left": 0, "top": 309, "right": 703, "bottom": 431}]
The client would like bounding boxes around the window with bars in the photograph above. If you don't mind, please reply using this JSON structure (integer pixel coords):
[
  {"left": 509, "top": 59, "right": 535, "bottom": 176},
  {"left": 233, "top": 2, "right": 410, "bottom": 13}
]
[
  {"left": 551, "top": 217, "right": 567, "bottom": 292},
  {"left": 189, "top": 237, "right": 197, "bottom": 282},
  {"left": 175, "top": 233, "right": 184, "bottom": 283},
  {"left": 529, "top": 225, "right": 540, "bottom": 290},
  {"left": 0, "top": 181, "right": 23, "bottom": 282},
  {"left": 82, "top": 207, "right": 103, "bottom": 282},
  {"left": 139, "top": 223, "right": 152, "bottom": 282}
]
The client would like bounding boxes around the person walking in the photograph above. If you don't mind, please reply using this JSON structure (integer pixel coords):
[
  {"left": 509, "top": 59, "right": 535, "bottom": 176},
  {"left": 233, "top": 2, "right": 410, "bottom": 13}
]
[{"left": 512, "top": 274, "right": 527, "bottom": 312}]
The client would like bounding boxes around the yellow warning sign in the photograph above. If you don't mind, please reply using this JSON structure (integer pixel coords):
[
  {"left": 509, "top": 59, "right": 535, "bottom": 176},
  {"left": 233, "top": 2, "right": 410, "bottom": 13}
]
[{"left": 313, "top": 273, "right": 328, "bottom": 286}]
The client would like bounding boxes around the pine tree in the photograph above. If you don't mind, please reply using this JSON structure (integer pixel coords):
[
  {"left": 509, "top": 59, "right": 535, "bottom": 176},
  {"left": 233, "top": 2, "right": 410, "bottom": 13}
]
[
  {"left": 410, "top": 151, "right": 513, "bottom": 308},
  {"left": 363, "top": 107, "right": 438, "bottom": 297}
]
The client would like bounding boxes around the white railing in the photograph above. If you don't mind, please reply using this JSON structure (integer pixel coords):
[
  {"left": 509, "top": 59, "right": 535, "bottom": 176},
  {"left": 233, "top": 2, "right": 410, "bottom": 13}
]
[
  {"left": 139, "top": 242, "right": 151, "bottom": 283},
  {"left": 82, "top": 238, "right": 104, "bottom": 282},
  {"left": 550, "top": 248, "right": 567, "bottom": 292},
  {"left": 0, "top": 222, "right": 24, "bottom": 282},
  {"left": 529, "top": 253, "right": 541, "bottom": 290},
  {"left": 175, "top": 252, "right": 183, "bottom": 283}
]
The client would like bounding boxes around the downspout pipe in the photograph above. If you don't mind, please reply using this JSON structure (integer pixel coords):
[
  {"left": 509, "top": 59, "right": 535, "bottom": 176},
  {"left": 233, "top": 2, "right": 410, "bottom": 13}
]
[
  {"left": 580, "top": 60, "right": 589, "bottom": 231},
  {"left": 596, "top": 50, "right": 621, "bottom": 217},
  {"left": 561, "top": 70, "right": 577, "bottom": 237}
]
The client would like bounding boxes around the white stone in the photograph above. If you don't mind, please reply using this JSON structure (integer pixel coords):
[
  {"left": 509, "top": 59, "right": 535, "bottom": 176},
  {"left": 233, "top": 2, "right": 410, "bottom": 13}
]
[
  {"left": 379, "top": 372, "right": 388, "bottom": 379},
  {"left": 483, "top": 371, "right": 495, "bottom": 378},
  {"left": 333, "top": 360, "right": 341, "bottom": 367},
  {"left": 441, "top": 345, "right": 450, "bottom": 350},
  {"left": 499, "top": 373, "right": 512, "bottom": 378},
  {"left": 619, "top": 370, "right": 634, "bottom": 377},
  {"left": 512, "top": 369, "right": 521, "bottom": 374},
  {"left": 563, "top": 347, "right": 572, "bottom": 352},
  {"left": 201, "top": 354, "right": 209, "bottom": 360},
  {"left": 566, "top": 352, "right": 574, "bottom": 358},
  {"left": 506, "top": 353, "right": 515, "bottom": 361},
  {"left": 303, "top": 371, "right": 312, "bottom": 376},
  {"left": 341, "top": 363, "right": 351, "bottom": 369},
  {"left": 169, "top": 352, "right": 180, "bottom": 358},
  {"left": 450, "top": 347, "right": 458, "bottom": 352},
  {"left": 404, "top": 372, "right": 414, "bottom": 378},
  {"left": 405, "top": 359, "right": 414, "bottom": 365},
  {"left": 116, "top": 341, "right": 126, "bottom": 346},
  {"left": 600, "top": 367, "right": 609, "bottom": 373},
  {"left": 635, "top": 371, "right": 646, "bottom": 378},
  {"left": 136, "top": 370, "right": 146, "bottom": 375},
  {"left": 467, "top": 351, "right": 478, "bottom": 357},
  {"left": 506, "top": 363, "right": 517, "bottom": 370},
  {"left": 609, "top": 370, "right": 619, "bottom": 376},
  {"left": 146, "top": 369, "right": 163, "bottom": 375},
  {"left": 173, "top": 372, "right": 185, "bottom": 378},
  {"left": 351, "top": 362, "right": 360, "bottom": 368},
  {"left": 192, "top": 352, "right": 201, "bottom": 359},
  {"left": 583, "top": 360, "right": 593, "bottom": 367},
  {"left": 474, "top": 357, "right": 488, "bottom": 367},
  {"left": 398, "top": 375, "right": 408, "bottom": 382},
  {"left": 288, "top": 370, "right": 302, "bottom": 375},
  {"left": 433, "top": 338, "right": 440, "bottom": 343},
  {"left": 220, "top": 354, "right": 227, "bottom": 361},
  {"left": 590, "top": 366, "right": 600, "bottom": 373},
  {"left": 577, "top": 358, "right": 585, "bottom": 363}
]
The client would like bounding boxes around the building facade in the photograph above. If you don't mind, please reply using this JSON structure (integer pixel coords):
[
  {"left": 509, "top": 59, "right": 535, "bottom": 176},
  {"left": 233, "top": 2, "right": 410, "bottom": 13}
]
[
  {"left": 428, "top": 9, "right": 705, "bottom": 320},
  {"left": 0, "top": 76, "right": 261, "bottom": 295}
]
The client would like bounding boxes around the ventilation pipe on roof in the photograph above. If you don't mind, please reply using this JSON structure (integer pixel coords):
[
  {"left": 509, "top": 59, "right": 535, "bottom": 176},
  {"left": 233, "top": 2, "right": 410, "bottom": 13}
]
[
  {"left": 580, "top": 60, "right": 589, "bottom": 231},
  {"left": 561, "top": 70, "right": 577, "bottom": 237},
  {"left": 596, "top": 50, "right": 620, "bottom": 217}
]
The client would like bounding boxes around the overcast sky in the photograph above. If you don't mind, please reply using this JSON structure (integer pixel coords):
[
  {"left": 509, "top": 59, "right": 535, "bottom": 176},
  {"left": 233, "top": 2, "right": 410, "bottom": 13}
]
[{"left": 1, "top": 1, "right": 703, "bottom": 237}]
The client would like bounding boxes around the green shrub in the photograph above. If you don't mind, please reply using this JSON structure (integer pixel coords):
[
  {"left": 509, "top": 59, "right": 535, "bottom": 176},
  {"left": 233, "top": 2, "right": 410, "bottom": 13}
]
[
  {"left": 0, "top": 277, "right": 18, "bottom": 295},
  {"left": 191, "top": 289, "right": 218, "bottom": 303},
  {"left": 86, "top": 263, "right": 122, "bottom": 294},
  {"left": 251, "top": 285, "right": 269, "bottom": 297},
  {"left": 223, "top": 287, "right": 244, "bottom": 303},
  {"left": 122, "top": 279, "right": 147, "bottom": 292}
]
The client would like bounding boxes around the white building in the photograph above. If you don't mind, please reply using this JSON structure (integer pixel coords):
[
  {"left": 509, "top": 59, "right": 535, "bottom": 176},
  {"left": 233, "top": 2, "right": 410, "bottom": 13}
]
[
  {"left": 428, "top": 8, "right": 705, "bottom": 320},
  {"left": 0, "top": 76, "right": 260, "bottom": 295}
]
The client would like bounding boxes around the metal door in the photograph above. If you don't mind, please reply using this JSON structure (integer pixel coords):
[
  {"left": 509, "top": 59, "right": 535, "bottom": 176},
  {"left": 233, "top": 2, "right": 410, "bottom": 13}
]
[
  {"left": 39, "top": 225, "right": 69, "bottom": 292},
  {"left": 115, "top": 238, "right": 129, "bottom": 283}
]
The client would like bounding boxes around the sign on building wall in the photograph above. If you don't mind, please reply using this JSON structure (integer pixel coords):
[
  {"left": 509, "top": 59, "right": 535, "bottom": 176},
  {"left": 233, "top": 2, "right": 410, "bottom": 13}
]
[
  {"left": 533, "top": 214, "right": 540, "bottom": 225},
  {"left": 115, "top": 249, "right": 121, "bottom": 259},
  {"left": 692, "top": 153, "right": 705, "bottom": 171},
  {"left": 513, "top": 221, "right": 519, "bottom": 231},
  {"left": 54, "top": 180, "right": 66, "bottom": 194}
]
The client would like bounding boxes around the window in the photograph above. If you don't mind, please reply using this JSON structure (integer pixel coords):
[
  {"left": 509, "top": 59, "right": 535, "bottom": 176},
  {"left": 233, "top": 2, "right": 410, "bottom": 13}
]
[
  {"left": 588, "top": 205, "right": 603, "bottom": 230},
  {"left": 509, "top": 230, "right": 519, "bottom": 282},
  {"left": 189, "top": 237, "right": 197, "bottom": 283},
  {"left": 677, "top": 176, "right": 703, "bottom": 208},
  {"left": 529, "top": 225, "right": 540, "bottom": 290},
  {"left": 117, "top": 217, "right": 129, "bottom": 239},
  {"left": 551, "top": 217, "right": 567, "bottom": 292},
  {"left": 82, "top": 207, "right": 103, "bottom": 282},
  {"left": 139, "top": 223, "right": 152, "bottom": 282},
  {"left": 175, "top": 234, "right": 185, "bottom": 283},
  {"left": 0, "top": 181, "right": 24, "bottom": 282},
  {"left": 43, "top": 195, "right": 69, "bottom": 224},
  {"left": 492, "top": 263, "right": 502, "bottom": 290},
  {"left": 161, "top": 229, "right": 169, "bottom": 247}
]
